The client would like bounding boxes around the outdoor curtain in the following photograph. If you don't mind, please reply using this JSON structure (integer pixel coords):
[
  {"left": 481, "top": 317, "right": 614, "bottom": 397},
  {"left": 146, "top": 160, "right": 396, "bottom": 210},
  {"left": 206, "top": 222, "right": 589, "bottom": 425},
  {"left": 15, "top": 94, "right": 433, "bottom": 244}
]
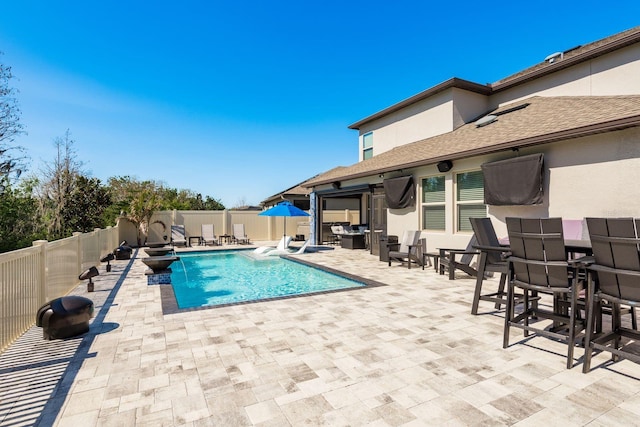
[
  {"left": 481, "top": 153, "right": 544, "bottom": 206},
  {"left": 383, "top": 176, "right": 416, "bottom": 209}
]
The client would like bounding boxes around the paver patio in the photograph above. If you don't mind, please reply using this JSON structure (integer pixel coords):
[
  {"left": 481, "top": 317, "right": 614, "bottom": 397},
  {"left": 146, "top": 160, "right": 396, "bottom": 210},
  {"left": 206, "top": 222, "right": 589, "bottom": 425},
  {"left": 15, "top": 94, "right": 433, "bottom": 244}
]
[{"left": 1, "top": 244, "right": 640, "bottom": 426}]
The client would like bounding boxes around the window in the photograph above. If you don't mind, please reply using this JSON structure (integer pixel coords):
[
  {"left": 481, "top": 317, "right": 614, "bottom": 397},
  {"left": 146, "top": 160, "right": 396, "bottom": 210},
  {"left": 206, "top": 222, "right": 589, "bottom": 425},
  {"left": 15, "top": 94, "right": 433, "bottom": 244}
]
[
  {"left": 362, "top": 132, "right": 373, "bottom": 160},
  {"left": 421, "top": 176, "right": 445, "bottom": 230},
  {"left": 456, "top": 171, "right": 486, "bottom": 232}
]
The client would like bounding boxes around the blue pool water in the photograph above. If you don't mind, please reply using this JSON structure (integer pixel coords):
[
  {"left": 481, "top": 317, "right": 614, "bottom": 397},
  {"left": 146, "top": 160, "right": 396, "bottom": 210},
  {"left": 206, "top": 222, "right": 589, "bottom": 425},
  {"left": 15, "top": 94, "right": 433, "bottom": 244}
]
[{"left": 170, "top": 250, "right": 366, "bottom": 308}]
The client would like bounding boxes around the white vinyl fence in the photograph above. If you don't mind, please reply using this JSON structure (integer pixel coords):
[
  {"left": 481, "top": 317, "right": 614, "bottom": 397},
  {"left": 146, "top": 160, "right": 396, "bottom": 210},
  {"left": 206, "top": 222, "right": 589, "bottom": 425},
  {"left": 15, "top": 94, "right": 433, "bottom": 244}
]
[{"left": 0, "top": 226, "right": 119, "bottom": 352}]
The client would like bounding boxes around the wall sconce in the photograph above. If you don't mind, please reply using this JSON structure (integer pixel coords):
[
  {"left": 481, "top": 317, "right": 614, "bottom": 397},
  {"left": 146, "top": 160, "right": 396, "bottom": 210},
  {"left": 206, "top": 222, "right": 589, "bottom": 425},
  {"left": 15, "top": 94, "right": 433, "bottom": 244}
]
[
  {"left": 437, "top": 160, "right": 453, "bottom": 172},
  {"left": 378, "top": 173, "right": 384, "bottom": 178}
]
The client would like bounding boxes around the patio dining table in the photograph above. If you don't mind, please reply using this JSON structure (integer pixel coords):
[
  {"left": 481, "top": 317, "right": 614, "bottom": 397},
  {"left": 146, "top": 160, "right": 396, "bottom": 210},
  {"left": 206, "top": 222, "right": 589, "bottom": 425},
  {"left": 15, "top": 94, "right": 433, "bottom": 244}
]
[{"left": 564, "top": 239, "right": 593, "bottom": 257}]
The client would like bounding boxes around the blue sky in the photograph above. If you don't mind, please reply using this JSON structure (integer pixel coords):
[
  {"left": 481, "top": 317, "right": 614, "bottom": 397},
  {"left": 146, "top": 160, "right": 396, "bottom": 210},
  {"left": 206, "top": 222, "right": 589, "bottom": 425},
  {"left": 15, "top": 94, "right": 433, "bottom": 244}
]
[{"left": 1, "top": 2, "right": 638, "bottom": 207}]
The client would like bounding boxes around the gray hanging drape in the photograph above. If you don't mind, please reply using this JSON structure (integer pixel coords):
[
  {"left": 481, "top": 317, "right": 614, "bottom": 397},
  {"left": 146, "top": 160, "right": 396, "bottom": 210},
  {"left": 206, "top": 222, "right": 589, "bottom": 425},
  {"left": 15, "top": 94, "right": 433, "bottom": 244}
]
[
  {"left": 383, "top": 176, "right": 415, "bottom": 209},
  {"left": 481, "top": 153, "right": 544, "bottom": 206}
]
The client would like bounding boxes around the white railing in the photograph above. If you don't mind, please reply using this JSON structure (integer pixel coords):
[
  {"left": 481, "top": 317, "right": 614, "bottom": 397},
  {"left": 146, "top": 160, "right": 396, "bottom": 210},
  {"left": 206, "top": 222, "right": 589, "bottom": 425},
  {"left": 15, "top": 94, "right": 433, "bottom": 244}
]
[{"left": 0, "top": 226, "right": 119, "bottom": 353}]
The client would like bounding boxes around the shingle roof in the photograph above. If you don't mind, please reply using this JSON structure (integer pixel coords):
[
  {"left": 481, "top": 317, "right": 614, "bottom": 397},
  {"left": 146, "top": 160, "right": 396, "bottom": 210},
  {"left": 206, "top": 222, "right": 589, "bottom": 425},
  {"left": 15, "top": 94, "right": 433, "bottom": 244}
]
[
  {"left": 304, "top": 96, "right": 640, "bottom": 187},
  {"left": 261, "top": 166, "right": 346, "bottom": 205}
]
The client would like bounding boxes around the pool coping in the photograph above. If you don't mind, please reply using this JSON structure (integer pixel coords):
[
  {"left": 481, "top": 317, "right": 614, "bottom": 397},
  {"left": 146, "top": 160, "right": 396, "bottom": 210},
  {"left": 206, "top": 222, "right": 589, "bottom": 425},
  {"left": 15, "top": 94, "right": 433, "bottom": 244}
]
[{"left": 158, "top": 251, "right": 387, "bottom": 315}]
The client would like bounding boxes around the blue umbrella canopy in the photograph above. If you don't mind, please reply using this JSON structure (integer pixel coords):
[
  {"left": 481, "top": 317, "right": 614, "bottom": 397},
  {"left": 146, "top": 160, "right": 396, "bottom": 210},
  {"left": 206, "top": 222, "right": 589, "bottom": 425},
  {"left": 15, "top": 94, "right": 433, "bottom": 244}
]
[{"left": 259, "top": 201, "right": 309, "bottom": 240}]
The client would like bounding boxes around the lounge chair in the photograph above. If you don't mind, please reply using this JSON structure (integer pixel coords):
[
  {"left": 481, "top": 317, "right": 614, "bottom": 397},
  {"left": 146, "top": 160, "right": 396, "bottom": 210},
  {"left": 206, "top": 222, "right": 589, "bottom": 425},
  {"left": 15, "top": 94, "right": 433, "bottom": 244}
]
[
  {"left": 171, "top": 225, "right": 187, "bottom": 247},
  {"left": 201, "top": 224, "right": 218, "bottom": 246},
  {"left": 438, "top": 235, "right": 479, "bottom": 279},
  {"left": 254, "top": 236, "right": 293, "bottom": 254},
  {"left": 388, "top": 230, "right": 422, "bottom": 269},
  {"left": 254, "top": 239, "right": 311, "bottom": 256},
  {"left": 232, "top": 224, "right": 250, "bottom": 244}
]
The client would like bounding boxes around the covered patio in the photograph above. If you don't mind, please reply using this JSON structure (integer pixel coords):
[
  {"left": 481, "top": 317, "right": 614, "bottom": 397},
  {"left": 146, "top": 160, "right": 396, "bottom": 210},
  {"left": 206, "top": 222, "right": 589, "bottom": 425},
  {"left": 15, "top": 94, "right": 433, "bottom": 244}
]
[{"left": 2, "top": 245, "right": 640, "bottom": 426}]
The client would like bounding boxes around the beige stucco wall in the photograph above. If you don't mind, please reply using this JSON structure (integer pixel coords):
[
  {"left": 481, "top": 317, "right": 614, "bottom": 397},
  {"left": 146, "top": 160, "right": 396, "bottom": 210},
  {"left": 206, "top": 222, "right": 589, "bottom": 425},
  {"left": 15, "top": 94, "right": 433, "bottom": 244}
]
[
  {"left": 335, "top": 127, "right": 640, "bottom": 252},
  {"left": 355, "top": 42, "right": 640, "bottom": 165},
  {"left": 452, "top": 88, "right": 491, "bottom": 128},
  {"left": 358, "top": 90, "right": 454, "bottom": 159},
  {"left": 492, "top": 44, "right": 640, "bottom": 107}
]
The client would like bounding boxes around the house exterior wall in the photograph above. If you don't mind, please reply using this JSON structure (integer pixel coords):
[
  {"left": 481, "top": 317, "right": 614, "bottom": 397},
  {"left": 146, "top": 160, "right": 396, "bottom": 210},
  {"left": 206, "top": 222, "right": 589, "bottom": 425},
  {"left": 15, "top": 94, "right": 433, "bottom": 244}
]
[
  {"left": 451, "top": 88, "right": 491, "bottom": 128},
  {"left": 358, "top": 91, "right": 454, "bottom": 159},
  {"left": 492, "top": 44, "right": 640, "bottom": 106},
  {"left": 328, "top": 32, "right": 640, "bottom": 250},
  {"left": 336, "top": 128, "right": 640, "bottom": 251},
  {"left": 337, "top": 127, "right": 640, "bottom": 251}
]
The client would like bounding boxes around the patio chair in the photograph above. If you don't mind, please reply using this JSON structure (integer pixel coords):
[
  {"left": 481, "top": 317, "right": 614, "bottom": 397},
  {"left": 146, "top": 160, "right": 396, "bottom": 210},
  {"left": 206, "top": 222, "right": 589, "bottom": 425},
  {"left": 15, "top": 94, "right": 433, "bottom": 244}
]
[
  {"left": 232, "top": 224, "right": 250, "bottom": 244},
  {"left": 171, "top": 225, "right": 187, "bottom": 247},
  {"left": 330, "top": 225, "right": 344, "bottom": 245},
  {"left": 388, "top": 230, "right": 422, "bottom": 269},
  {"left": 504, "top": 217, "right": 585, "bottom": 369},
  {"left": 582, "top": 217, "right": 640, "bottom": 373},
  {"left": 201, "top": 224, "right": 217, "bottom": 246},
  {"left": 254, "top": 235, "right": 292, "bottom": 254},
  {"left": 470, "top": 217, "right": 512, "bottom": 315},
  {"left": 438, "top": 235, "right": 479, "bottom": 280}
]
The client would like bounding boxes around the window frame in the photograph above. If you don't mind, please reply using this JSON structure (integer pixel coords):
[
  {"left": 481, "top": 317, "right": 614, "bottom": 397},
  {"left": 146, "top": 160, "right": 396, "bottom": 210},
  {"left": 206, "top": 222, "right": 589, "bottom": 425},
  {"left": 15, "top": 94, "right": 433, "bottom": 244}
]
[
  {"left": 420, "top": 174, "right": 446, "bottom": 231},
  {"left": 455, "top": 169, "right": 486, "bottom": 232},
  {"left": 362, "top": 132, "right": 373, "bottom": 160}
]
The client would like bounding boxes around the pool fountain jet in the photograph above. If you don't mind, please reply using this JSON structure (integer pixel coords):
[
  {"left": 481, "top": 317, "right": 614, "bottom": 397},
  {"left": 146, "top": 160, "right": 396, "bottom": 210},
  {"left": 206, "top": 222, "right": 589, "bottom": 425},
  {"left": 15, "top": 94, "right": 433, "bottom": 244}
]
[
  {"left": 141, "top": 255, "right": 180, "bottom": 285},
  {"left": 144, "top": 246, "right": 174, "bottom": 257}
]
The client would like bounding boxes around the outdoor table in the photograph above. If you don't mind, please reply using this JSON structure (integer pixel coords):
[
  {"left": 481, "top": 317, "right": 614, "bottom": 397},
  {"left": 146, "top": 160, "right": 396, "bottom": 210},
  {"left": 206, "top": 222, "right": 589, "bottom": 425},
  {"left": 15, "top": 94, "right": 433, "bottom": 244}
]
[
  {"left": 341, "top": 233, "right": 366, "bottom": 249},
  {"left": 218, "top": 234, "right": 231, "bottom": 245},
  {"left": 565, "top": 239, "right": 593, "bottom": 257},
  {"left": 188, "top": 236, "right": 202, "bottom": 247}
]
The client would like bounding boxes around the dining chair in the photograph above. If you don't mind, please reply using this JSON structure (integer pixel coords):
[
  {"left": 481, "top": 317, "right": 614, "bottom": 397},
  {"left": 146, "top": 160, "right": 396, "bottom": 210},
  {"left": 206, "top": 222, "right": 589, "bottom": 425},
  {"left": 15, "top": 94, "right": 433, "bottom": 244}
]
[
  {"left": 469, "top": 217, "right": 513, "bottom": 315},
  {"left": 582, "top": 217, "right": 640, "bottom": 373},
  {"left": 504, "top": 217, "right": 586, "bottom": 369}
]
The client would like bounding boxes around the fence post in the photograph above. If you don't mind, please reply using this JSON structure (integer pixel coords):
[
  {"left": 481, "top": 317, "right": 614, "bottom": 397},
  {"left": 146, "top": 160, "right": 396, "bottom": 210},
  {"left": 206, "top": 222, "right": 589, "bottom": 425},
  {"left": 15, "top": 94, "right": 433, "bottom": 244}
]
[
  {"left": 32, "top": 240, "right": 48, "bottom": 304},
  {"left": 73, "top": 232, "right": 82, "bottom": 277},
  {"left": 223, "top": 209, "right": 229, "bottom": 235}
]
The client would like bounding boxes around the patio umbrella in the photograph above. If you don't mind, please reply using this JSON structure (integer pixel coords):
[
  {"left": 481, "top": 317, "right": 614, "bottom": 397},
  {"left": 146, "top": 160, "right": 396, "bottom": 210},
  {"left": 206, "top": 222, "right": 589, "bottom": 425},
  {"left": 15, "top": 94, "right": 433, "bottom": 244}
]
[{"left": 258, "top": 201, "right": 310, "bottom": 241}]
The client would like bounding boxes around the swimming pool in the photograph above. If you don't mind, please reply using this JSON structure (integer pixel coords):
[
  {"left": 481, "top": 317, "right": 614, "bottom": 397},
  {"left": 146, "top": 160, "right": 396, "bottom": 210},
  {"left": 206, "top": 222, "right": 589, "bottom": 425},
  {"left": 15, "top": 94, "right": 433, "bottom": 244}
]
[{"left": 169, "top": 250, "right": 367, "bottom": 309}]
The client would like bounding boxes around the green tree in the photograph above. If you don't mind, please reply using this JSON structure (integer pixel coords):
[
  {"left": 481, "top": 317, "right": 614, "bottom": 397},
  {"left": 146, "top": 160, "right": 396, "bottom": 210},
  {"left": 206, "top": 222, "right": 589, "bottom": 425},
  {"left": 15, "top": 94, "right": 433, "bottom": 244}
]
[
  {"left": 105, "top": 176, "right": 225, "bottom": 245},
  {"left": 202, "top": 195, "right": 225, "bottom": 210},
  {"left": 63, "top": 175, "right": 112, "bottom": 233},
  {"left": 0, "top": 177, "right": 43, "bottom": 252},
  {"left": 0, "top": 53, "right": 26, "bottom": 181},
  {"left": 107, "top": 176, "right": 164, "bottom": 246}
]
